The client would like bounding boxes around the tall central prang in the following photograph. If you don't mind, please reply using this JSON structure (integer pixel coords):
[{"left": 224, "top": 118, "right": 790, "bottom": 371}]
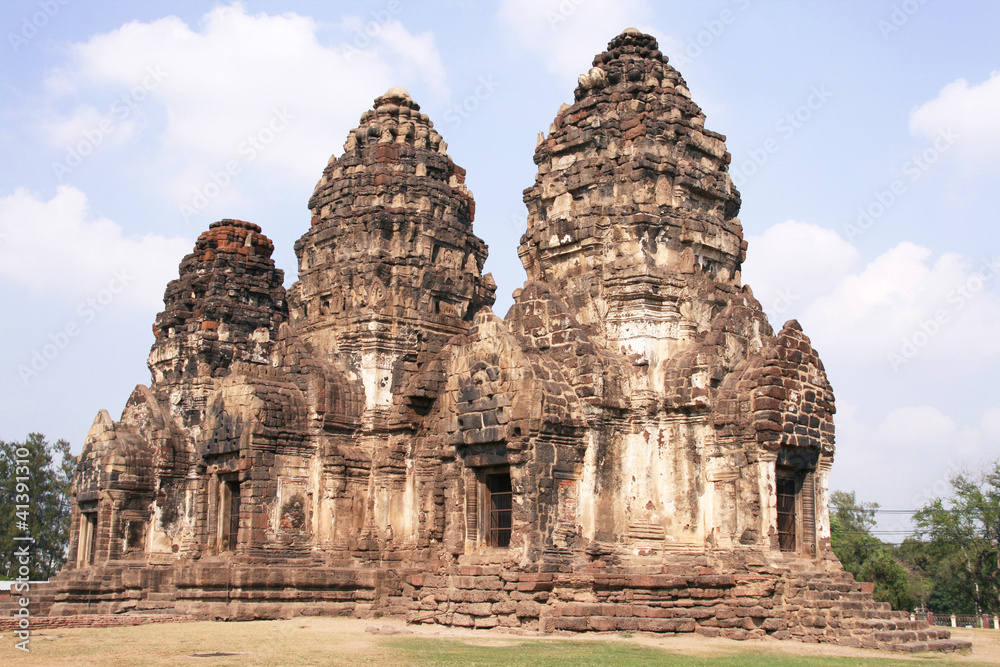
[{"left": 520, "top": 28, "right": 746, "bottom": 399}]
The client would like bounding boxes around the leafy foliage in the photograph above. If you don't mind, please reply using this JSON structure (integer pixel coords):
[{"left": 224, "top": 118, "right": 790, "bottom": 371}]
[
  {"left": 0, "top": 434, "right": 75, "bottom": 580},
  {"left": 908, "top": 461, "right": 1000, "bottom": 615},
  {"left": 830, "top": 490, "right": 880, "bottom": 568},
  {"left": 830, "top": 490, "right": 915, "bottom": 611}
]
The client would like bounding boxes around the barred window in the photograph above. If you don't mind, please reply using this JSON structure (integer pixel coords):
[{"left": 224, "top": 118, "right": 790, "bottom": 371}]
[
  {"left": 776, "top": 477, "right": 796, "bottom": 552},
  {"left": 485, "top": 471, "right": 512, "bottom": 548},
  {"left": 219, "top": 479, "right": 241, "bottom": 552}
]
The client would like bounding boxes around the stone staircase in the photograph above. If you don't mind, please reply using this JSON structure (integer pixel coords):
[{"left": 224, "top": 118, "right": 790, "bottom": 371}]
[
  {"left": 774, "top": 567, "right": 971, "bottom": 652},
  {"left": 404, "top": 555, "right": 972, "bottom": 653}
]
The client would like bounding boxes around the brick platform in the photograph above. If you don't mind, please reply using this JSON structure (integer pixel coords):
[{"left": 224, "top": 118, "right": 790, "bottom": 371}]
[{"left": 5, "top": 553, "right": 971, "bottom": 653}]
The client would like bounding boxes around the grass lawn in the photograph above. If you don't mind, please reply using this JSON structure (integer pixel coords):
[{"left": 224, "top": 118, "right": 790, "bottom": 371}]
[
  {"left": 387, "top": 636, "right": 945, "bottom": 666},
  {"left": 0, "top": 618, "right": 990, "bottom": 666}
]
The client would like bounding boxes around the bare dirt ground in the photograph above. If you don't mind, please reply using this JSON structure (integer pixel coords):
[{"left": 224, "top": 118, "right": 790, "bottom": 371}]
[{"left": 5, "top": 616, "right": 1000, "bottom": 666}]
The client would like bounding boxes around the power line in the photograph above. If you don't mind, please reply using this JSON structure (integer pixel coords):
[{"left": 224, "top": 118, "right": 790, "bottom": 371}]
[{"left": 831, "top": 507, "right": 972, "bottom": 514}]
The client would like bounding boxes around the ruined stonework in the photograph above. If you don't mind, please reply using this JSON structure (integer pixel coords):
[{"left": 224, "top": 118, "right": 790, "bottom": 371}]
[{"left": 31, "top": 30, "right": 967, "bottom": 651}]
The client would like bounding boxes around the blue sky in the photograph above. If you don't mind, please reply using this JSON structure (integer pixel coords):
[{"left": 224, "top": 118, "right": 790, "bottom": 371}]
[{"left": 1, "top": 0, "right": 998, "bottom": 536}]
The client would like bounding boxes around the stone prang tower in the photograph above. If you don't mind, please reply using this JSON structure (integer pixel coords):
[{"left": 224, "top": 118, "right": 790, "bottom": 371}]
[{"left": 37, "top": 30, "right": 965, "bottom": 652}]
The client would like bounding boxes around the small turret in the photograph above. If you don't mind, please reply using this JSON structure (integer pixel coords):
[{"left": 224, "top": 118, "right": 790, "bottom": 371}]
[{"left": 288, "top": 89, "right": 496, "bottom": 424}]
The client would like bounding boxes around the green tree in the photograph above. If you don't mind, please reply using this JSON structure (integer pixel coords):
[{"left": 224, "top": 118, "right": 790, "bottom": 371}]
[
  {"left": 894, "top": 537, "right": 935, "bottom": 610},
  {"left": 857, "top": 548, "right": 917, "bottom": 611},
  {"left": 911, "top": 461, "right": 1000, "bottom": 615},
  {"left": 830, "top": 490, "right": 915, "bottom": 611},
  {"left": 0, "top": 434, "right": 76, "bottom": 580},
  {"left": 830, "top": 490, "right": 881, "bottom": 570}
]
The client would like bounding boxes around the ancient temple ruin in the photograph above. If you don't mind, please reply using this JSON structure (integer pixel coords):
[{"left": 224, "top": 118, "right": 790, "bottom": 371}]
[{"left": 39, "top": 30, "right": 966, "bottom": 650}]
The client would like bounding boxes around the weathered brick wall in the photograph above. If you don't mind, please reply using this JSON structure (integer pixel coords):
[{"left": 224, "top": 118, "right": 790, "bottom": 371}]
[
  {"left": 750, "top": 320, "right": 836, "bottom": 456},
  {"left": 0, "top": 613, "right": 196, "bottom": 631}
]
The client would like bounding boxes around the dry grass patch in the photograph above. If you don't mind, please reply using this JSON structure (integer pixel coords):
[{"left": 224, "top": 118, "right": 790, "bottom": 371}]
[{"left": 0, "top": 617, "right": 994, "bottom": 666}]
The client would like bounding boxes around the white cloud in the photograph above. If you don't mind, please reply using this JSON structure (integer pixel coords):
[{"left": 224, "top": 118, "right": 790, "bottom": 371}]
[
  {"left": 745, "top": 218, "right": 1000, "bottom": 378},
  {"left": 44, "top": 105, "right": 106, "bottom": 147},
  {"left": 496, "top": 0, "right": 654, "bottom": 83},
  {"left": 0, "top": 186, "right": 191, "bottom": 310},
  {"left": 875, "top": 405, "right": 974, "bottom": 454},
  {"left": 803, "top": 242, "right": 1000, "bottom": 367},
  {"left": 909, "top": 71, "right": 1000, "bottom": 163},
  {"left": 38, "top": 2, "right": 448, "bottom": 203},
  {"left": 356, "top": 19, "right": 448, "bottom": 99},
  {"left": 743, "top": 220, "right": 860, "bottom": 319},
  {"left": 981, "top": 407, "right": 1000, "bottom": 442},
  {"left": 805, "top": 242, "right": 952, "bottom": 334},
  {"left": 831, "top": 403, "right": 995, "bottom": 531},
  {"left": 747, "top": 220, "right": 1000, "bottom": 523}
]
